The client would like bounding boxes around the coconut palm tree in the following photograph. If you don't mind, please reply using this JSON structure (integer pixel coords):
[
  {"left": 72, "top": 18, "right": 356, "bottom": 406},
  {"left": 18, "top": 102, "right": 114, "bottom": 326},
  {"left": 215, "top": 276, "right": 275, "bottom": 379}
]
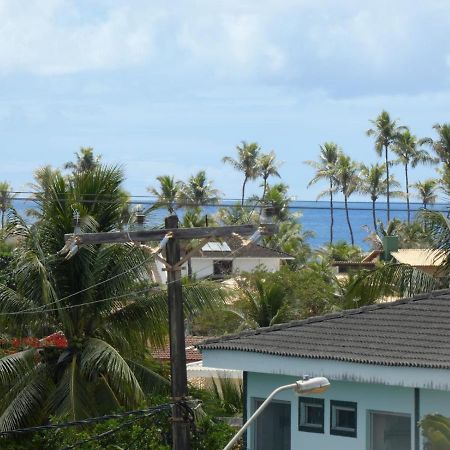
[
  {"left": 367, "top": 111, "right": 404, "bottom": 222},
  {"left": 0, "top": 165, "right": 171, "bottom": 431},
  {"left": 334, "top": 154, "right": 360, "bottom": 245},
  {"left": 64, "top": 147, "right": 101, "bottom": 174},
  {"left": 305, "top": 142, "right": 341, "bottom": 243},
  {"left": 393, "top": 129, "right": 437, "bottom": 223},
  {"left": 148, "top": 175, "right": 182, "bottom": 214},
  {"left": 359, "top": 164, "right": 401, "bottom": 232},
  {"left": 422, "top": 123, "right": 450, "bottom": 197},
  {"left": 258, "top": 151, "right": 281, "bottom": 204},
  {"left": 412, "top": 179, "right": 438, "bottom": 209},
  {"left": 179, "top": 171, "right": 221, "bottom": 207},
  {"left": 229, "top": 277, "right": 293, "bottom": 328},
  {"left": 0, "top": 182, "right": 16, "bottom": 229},
  {"left": 222, "top": 141, "right": 261, "bottom": 206}
]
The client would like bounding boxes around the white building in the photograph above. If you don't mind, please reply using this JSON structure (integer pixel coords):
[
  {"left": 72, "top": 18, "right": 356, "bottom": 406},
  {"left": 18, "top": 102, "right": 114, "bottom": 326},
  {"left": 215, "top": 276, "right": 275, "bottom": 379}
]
[{"left": 153, "top": 234, "right": 294, "bottom": 282}]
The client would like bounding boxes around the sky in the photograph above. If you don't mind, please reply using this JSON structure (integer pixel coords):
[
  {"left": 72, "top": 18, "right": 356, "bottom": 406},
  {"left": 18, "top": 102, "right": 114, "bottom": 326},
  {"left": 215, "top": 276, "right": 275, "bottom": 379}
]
[{"left": 1, "top": 0, "right": 450, "bottom": 201}]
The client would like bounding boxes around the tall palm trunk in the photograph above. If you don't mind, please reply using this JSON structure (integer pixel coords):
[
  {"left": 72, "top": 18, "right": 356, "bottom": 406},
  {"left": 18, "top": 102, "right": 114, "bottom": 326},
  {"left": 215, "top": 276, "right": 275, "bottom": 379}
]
[
  {"left": 241, "top": 176, "right": 248, "bottom": 206},
  {"left": 344, "top": 195, "right": 354, "bottom": 245},
  {"left": 372, "top": 197, "right": 377, "bottom": 233},
  {"left": 405, "top": 163, "right": 410, "bottom": 224},
  {"left": 329, "top": 179, "right": 334, "bottom": 243},
  {"left": 385, "top": 144, "right": 390, "bottom": 223},
  {"left": 260, "top": 177, "right": 268, "bottom": 215}
]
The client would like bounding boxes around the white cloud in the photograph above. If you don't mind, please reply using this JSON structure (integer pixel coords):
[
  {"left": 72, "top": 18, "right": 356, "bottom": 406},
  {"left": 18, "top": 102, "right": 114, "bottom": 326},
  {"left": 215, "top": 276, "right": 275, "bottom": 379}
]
[
  {"left": 0, "top": 0, "right": 155, "bottom": 75},
  {"left": 177, "top": 11, "right": 286, "bottom": 78}
]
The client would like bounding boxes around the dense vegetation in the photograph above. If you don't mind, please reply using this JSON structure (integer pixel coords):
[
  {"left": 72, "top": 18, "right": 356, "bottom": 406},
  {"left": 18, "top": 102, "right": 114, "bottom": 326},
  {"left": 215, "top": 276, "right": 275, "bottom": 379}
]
[{"left": 1, "top": 112, "right": 450, "bottom": 446}]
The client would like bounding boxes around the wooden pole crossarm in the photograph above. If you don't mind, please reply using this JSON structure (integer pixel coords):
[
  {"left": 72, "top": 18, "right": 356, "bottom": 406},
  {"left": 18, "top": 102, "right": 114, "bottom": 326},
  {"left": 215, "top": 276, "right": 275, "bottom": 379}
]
[
  {"left": 173, "top": 237, "right": 214, "bottom": 270},
  {"left": 64, "top": 223, "right": 277, "bottom": 245}
]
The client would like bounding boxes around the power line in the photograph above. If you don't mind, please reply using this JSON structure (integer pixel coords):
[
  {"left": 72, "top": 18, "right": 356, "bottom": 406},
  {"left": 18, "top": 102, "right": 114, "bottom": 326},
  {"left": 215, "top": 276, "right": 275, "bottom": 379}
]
[
  {"left": 0, "top": 403, "right": 173, "bottom": 436},
  {"left": 0, "top": 227, "right": 256, "bottom": 317},
  {"left": 7, "top": 194, "right": 449, "bottom": 213}
]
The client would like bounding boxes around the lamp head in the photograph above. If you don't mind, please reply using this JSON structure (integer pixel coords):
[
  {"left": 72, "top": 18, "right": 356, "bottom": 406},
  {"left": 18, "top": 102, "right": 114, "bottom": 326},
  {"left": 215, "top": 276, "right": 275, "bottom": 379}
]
[{"left": 293, "top": 377, "right": 330, "bottom": 395}]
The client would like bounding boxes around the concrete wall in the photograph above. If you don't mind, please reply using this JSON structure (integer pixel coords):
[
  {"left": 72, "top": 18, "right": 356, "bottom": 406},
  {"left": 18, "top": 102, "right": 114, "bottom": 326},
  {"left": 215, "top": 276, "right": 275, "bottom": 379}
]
[{"left": 245, "top": 372, "right": 450, "bottom": 450}]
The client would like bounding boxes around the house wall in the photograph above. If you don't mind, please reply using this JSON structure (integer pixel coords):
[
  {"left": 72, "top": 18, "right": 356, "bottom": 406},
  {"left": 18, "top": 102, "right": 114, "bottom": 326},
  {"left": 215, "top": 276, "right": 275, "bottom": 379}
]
[
  {"left": 202, "top": 350, "right": 450, "bottom": 449},
  {"left": 245, "top": 372, "right": 450, "bottom": 450},
  {"left": 233, "top": 258, "right": 280, "bottom": 273},
  {"left": 188, "top": 258, "right": 281, "bottom": 279},
  {"left": 154, "top": 257, "right": 283, "bottom": 282}
]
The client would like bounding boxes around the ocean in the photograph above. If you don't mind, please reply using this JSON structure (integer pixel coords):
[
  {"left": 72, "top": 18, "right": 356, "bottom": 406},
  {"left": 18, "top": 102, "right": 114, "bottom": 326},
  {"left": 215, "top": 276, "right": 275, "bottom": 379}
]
[{"left": 11, "top": 199, "right": 449, "bottom": 250}]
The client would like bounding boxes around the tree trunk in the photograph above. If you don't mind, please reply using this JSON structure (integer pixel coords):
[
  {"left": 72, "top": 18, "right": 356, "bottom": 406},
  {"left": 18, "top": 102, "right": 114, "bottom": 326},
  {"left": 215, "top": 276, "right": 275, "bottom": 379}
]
[
  {"left": 405, "top": 164, "right": 410, "bottom": 224},
  {"left": 241, "top": 176, "right": 248, "bottom": 206},
  {"left": 385, "top": 144, "right": 390, "bottom": 223},
  {"left": 1, "top": 210, "right": 4, "bottom": 229},
  {"left": 344, "top": 195, "right": 354, "bottom": 245},
  {"left": 260, "top": 177, "right": 268, "bottom": 215},
  {"left": 372, "top": 197, "right": 377, "bottom": 233},
  {"left": 329, "top": 179, "right": 334, "bottom": 243}
]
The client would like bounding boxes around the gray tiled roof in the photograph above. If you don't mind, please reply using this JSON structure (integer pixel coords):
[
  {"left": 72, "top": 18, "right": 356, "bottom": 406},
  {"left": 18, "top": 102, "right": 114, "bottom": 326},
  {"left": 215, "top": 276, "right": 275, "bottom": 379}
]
[
  {"left": 198, "top": 289, "right": 450, "bottom": 369},
  {"left": 190, "top": 234, "right": 294, "bottom": 259}
]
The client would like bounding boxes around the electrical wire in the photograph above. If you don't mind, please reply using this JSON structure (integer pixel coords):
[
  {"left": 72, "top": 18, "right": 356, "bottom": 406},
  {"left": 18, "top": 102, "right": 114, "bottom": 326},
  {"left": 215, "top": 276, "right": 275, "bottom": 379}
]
[
  {"left": 0, "top": 403, "right": 173, "bottom": 436},
  {"left": 4, "top": 192, "right": 449, "bottom": 212},
  {"left": 0, "top": 226, "right": 259, "bottom": 317}
]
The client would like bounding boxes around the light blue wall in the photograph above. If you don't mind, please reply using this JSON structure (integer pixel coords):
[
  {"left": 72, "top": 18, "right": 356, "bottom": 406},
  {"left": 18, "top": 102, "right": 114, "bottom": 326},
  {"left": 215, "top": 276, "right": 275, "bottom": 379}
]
[{"left": 246, "top": 372, "right": 450, "bottom": 450}]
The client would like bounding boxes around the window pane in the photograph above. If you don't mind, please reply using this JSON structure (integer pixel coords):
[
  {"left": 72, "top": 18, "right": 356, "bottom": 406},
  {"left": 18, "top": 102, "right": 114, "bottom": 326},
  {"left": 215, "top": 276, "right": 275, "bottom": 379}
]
[
  {"left": 371, "top": 412, "right": 411, "bottom": 450},
  {"left": 254, "top": 400, "right": 291, "bottom": 450},
  {"left": 299, "top": 397, "right": 324, "bottom": 433},
  {"left": 336, "top": 408, "right": 356, "bottom": 430},
  {"left": 330, "top": 401, "right": 357, "bottom": 437}
]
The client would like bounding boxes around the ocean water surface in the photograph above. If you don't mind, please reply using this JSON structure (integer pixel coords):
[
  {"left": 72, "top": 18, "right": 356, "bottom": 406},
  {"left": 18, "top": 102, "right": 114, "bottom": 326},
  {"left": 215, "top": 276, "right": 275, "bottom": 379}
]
[{"left": 12, "top": 199, "right": 449, "bottom": 250}]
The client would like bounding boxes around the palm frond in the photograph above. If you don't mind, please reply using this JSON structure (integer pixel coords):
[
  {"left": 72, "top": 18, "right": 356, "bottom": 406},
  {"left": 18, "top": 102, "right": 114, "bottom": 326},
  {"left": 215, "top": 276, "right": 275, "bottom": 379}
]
[
  {"left": 345, "top": 263, "right": 440, "bottom": 304},
  {"left": 80, "top": 338, "right": 144, "bottom": 408},
  {"left": 47, "top": 355, "right": 94, "bottom": 420},
  {"left": 0, "top": 363, "right": 52, "bottom": 432}
]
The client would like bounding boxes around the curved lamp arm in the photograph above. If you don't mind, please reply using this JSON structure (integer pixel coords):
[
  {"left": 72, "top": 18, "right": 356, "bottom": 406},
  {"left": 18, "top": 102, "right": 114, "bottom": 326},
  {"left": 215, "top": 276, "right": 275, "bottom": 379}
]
[{"left": 222, "top": 376, "right": 330, "bottom": 450}]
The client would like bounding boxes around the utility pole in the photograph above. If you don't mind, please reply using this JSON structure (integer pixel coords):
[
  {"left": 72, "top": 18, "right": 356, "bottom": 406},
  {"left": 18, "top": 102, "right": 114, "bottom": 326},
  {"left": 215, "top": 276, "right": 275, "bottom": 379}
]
[
  {"left": 165, "top": 215, "right": 190, "bottom": 450},
  {"left": 64, "top": 219, "right": 276, "bottom": 450}
]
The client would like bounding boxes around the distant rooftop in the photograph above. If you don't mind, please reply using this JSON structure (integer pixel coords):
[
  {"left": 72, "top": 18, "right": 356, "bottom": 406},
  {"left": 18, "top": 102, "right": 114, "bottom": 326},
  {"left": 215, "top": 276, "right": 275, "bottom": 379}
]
[{"left": 391, "top": 249, "right": 448, "bottom": 267}]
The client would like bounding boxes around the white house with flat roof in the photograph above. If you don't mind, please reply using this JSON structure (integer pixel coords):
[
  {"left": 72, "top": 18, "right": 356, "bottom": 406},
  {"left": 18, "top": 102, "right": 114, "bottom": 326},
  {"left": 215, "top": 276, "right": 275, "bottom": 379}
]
[{"left": 198, "top": 289, "right": 450, "bottom": 450}]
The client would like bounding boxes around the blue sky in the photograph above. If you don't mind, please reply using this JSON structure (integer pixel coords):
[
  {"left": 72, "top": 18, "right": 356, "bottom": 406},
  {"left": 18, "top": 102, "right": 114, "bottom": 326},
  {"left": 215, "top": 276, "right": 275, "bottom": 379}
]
[{"left": 1, "top": 0, "right": 450, "bottom": 201}]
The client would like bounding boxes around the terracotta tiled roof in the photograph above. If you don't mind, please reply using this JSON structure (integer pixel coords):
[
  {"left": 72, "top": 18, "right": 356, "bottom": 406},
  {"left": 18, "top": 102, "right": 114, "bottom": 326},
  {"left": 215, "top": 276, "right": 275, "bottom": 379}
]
[{"left": 152, "top": 336, "right": 209, "bottom": 363}]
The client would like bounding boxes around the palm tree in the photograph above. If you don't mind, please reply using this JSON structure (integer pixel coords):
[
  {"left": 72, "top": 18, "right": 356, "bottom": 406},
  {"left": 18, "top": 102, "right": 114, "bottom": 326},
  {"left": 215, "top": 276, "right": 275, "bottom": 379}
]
[
  {"left": 179, "top": 171, "right": 221, "bottom": 207},
  {"left": 222, "top": 141, "right": 261, "bottom": 206},
  {"left": 412, "top": 179, "right": 438, "bottom": 209},
  {"left": 0, "top": 182, "right": 16, "bottom": 229},
  {"left": 346, "top": 209, "right": 449, "bottom": 304},
  {"left": 64, "top": 147, "right": 101, "bottom": 174},
  {"left": 258, "top": 151, "right": 281, "bottom": 203},
  {"left": 305, "top": 142, "right": 341, "bottom": 243},
  {"left": 230, "top": 277, "right": 293, "bottom": 328},
  {"left": 367, "top": 111, "right": 404, "bottom": 222},
  {"left": 393, "top": 129, "right": 437, "bottom": 223},
  {"left": 0, "top": 165, "right": 171, "bottom": 431},
  {"left": 148, "top": 175, "right": 182, "bottom": 214},
  {"left": 359, "top": 164, "right": 401, "bottom": 232},
  {"left": 334, "top": 154, "right": 360, "bottom": 245},
  {"left": 423, "top": 123, "right": 450, "bottom": 197}
]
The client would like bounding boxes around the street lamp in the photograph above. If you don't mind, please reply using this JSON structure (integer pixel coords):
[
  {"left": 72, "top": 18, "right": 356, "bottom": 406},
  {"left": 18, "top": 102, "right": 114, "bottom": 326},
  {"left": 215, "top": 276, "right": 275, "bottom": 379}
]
[{"left": 222, "top": 376, "right": 330, "bottom": 450}]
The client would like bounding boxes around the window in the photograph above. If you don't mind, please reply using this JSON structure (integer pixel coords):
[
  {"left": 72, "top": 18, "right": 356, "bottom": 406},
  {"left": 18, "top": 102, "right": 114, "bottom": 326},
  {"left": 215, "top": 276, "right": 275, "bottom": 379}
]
[
  {"left": 330, "top": 400, "right": 357, "bottom": 438},
  {"left": 369, "top": 411, "right": 411, "bottom": 450},
  {"left": 253, "top": 399, "right": 291, "bottom": 450},
  {"left": 213, "top": 260, "right": 232, "bottom": 277},
  {"left": 298, "top": 397, "right": 324, "bottom": 433}
]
